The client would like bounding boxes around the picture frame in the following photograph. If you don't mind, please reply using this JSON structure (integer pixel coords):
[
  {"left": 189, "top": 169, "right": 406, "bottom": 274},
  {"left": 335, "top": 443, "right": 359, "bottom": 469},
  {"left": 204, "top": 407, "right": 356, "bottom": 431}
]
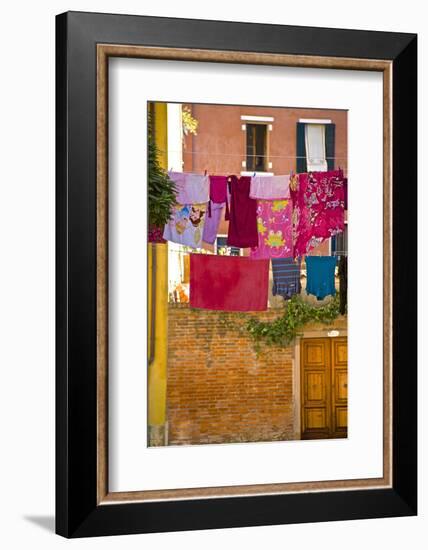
[{"left": 56, "top": 11, "right": 417, "bottom": 538}]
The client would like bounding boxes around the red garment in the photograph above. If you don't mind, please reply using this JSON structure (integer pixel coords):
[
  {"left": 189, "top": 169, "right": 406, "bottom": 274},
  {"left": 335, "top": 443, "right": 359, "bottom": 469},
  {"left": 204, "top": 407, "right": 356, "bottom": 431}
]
[
  {"left": 227, "top": 176, "right": 258, "bottom": 248},
  {"left": 190, "top": 254, "right": 269, "bottom": 311},
  {"left": 290, "top": 170, "right": 345, "bottom": 257}
]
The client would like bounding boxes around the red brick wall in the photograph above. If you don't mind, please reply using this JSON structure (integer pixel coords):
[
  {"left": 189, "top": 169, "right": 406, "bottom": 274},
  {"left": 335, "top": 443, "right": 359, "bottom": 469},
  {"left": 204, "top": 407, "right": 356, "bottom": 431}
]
[{"left": 167, "top": 304, "right": 295, "bottom": 445}]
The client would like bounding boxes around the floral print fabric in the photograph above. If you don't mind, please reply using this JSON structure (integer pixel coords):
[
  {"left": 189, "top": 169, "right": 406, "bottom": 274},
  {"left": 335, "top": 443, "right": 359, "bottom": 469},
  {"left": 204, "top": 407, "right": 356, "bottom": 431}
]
[
  {"left": 163, "top": 202, "right": 207, "bottom": 248},
  {"left": 290, "top": 169, "right": 345, "bottom": 257},
  {"left": 250, "top": 199, "right": 293, "bottom": 259}
]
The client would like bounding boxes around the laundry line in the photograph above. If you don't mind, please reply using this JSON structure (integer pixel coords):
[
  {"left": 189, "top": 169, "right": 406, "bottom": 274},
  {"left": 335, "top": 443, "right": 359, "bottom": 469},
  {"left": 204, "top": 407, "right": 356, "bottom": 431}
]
[{"left": 159, "top": 149, "right": 348, "bottom": 160}]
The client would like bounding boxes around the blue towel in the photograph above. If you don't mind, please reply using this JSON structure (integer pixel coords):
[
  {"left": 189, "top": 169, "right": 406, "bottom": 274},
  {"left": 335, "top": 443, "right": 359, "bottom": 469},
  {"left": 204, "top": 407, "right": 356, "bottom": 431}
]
[
  {"left": 305, "top": 256, "right": 337, "bottom": 300},
  {"left": 271, "top": 258, "right": 301, "bottom": 300}
]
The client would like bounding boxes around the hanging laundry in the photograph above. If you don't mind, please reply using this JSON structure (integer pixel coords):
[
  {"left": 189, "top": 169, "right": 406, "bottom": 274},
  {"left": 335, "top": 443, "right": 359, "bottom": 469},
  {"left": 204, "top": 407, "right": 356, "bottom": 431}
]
[
  {"left": 305, "top": 256, "right": 337, "bottom": 300},
  {"left": 249, "top": 174, "right": 291, "bottom": 200},
  {"left": 271, "top": 257, "right": 301, "bottom": 300},
  {"left": 202, "top": 201, "right": 224, "bottom": 244},
  {"left": 343, "top": 177, "right": 348, "bottom": 210},
  {"left": 338, "top": 255, "right": 348, "bottom": 314},
  {"left": 163, "top": 203, "right": 207, "bottom": 249},
  {"left": 209, "top": 175, "right": 230, "bottom": 219},
  {"left": 227, "top": 175, "right": 258, "bottom": 248},
  {"left": 169, "top": 171, "right": 210, "bottom": 204},
  {"left": 190, "top": 254, "right": 269, "bottom": 311},
  {"left": 290, "top": 170, "right": 345, "bottom": 257},
  {"left": 250, "top": 199, "right": 293, "bottom": 259},
  {"left": 202, "top": 175, "right": 230, "bottom": 245}
]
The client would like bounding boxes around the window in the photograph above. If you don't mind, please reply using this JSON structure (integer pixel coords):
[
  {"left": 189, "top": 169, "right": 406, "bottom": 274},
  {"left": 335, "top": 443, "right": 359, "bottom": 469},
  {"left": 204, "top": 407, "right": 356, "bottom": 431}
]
[
  {"left": 331, "top": 224, "right": 348, "bottom": 256},
  {"left": 305, "top": 124, "right": 327, "bottom": 172},
  {"left": 296, "top": 121, "right": 335, "bottom": 173},
  {"left": 246, "top": 123, "right": 267, "bottom": 172},
  {"left": 215, "top": 236, "right": 241, "bottom": 256}
]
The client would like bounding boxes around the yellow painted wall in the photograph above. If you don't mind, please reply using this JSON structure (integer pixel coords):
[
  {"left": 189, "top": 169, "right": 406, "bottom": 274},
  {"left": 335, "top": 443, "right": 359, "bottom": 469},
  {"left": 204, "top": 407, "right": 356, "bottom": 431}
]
[{"left": 148, "top": 102, "right": 169, "bottom": 435}]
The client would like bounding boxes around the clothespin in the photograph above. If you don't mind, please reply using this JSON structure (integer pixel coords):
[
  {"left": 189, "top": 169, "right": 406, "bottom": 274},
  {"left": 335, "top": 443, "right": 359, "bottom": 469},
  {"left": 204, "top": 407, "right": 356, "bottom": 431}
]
[
  {"left": 253, "top": 171, "right": 256, "bottom": 177},
  {"left": 204, "top": 169, "right": 208, "bottom": 176}
]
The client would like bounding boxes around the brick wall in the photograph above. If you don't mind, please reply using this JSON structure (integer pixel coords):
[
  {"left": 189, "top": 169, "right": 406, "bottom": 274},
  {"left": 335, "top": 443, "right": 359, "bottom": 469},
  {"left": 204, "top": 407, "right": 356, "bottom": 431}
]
[{"left": 167, "top": 304, "right": 295, "bottom": 445}]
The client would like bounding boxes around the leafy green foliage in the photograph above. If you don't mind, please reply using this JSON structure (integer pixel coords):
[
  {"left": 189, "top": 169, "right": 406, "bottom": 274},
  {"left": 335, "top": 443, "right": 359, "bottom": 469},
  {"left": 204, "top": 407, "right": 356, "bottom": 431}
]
[
  {"left": 246, "top": 294, "right": 341, "bottom": 348},
  {"left": 148, "top": 116, "right": 177, "bottom": 228}
]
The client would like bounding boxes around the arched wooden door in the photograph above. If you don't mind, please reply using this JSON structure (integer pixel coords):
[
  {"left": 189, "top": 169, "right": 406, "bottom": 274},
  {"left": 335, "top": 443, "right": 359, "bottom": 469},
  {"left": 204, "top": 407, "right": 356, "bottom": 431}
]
[{"left": 300, "top": 337, "right": 348, "bottom": 439}]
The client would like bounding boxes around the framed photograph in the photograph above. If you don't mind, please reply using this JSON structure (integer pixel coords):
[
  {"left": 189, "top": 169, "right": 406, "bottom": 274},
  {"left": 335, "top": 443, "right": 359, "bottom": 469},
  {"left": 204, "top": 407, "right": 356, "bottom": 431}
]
[{"left": 56, "top": 11, "right": 417, "bottom": 538}]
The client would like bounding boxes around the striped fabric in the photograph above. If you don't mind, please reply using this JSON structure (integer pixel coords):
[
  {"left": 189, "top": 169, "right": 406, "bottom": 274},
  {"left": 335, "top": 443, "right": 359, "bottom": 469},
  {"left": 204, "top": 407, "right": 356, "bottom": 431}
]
[{"left": 271, "top": 258, "right": 301, "bottom": 300}]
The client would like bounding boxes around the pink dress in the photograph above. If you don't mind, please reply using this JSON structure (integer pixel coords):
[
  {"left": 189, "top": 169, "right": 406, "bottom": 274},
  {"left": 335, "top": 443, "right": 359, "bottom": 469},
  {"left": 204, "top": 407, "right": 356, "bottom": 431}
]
[
  {"left": 250, "top": 200, "right": 293, "bottom": 259},
  {"left": 290, "top": 170, "right": 345, "bottom": 257}
]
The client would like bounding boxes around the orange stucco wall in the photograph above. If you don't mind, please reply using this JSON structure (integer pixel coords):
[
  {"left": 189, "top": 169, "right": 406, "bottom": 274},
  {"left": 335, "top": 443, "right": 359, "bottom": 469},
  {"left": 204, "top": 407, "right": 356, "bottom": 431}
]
[{"left": 183, "top": 104, "right": 347, "bottom": 176}]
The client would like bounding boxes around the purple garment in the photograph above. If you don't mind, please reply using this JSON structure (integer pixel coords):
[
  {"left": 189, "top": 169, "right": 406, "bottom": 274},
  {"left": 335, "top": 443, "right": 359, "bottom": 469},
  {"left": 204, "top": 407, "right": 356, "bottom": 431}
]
[{"left": 202, "top": 201, "right": 225, "bottom": 244}]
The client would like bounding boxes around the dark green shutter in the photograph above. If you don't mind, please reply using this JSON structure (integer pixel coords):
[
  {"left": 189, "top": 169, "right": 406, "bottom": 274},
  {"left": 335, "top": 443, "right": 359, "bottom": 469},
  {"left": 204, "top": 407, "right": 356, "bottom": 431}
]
[
  {"left": 296, "top": 122, "right": 307, "bottom": 173},
  {"left": 325, "top": 123, "right": 336, "bottom": 170}
]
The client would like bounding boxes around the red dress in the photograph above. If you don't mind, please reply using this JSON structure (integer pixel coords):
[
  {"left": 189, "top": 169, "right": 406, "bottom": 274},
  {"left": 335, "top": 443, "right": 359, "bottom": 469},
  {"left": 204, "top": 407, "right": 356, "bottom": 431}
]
[{"left": 226, "top": 175, "right": 258, "bottom": 248}]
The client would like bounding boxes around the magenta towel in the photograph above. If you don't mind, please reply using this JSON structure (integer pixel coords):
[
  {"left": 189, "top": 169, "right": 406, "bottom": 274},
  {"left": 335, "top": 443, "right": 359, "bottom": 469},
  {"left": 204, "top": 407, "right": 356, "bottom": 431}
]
[{"left": 190, "top": 254, "right": 269, "bottom": 311}]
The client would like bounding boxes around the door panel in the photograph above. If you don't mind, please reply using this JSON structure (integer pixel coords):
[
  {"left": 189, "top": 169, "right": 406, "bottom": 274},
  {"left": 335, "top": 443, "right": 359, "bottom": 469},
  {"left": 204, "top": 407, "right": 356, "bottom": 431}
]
[
  {"left": 304, "top": 408, "right": 327, "bottom": 430},
  {"left": 301, "top": 337, "right": 347, "bottom": 439},
  {"left": 305, "top": 371, "right": 326, "bottom": 402},
  {"left": 331, "top": 337, "right": 348, "bottom": 437},
  {"left": 335, "top": 370, "right": 348, "bottom": 401},
  {"left": 301, "top": 338, "right": 331, "bottom": 439},
  {"left": 304, "top": 341, "right": 327, "bottom": 366},
  {"left": 334, "top": 406, "right": 348, "bottom": 429}
]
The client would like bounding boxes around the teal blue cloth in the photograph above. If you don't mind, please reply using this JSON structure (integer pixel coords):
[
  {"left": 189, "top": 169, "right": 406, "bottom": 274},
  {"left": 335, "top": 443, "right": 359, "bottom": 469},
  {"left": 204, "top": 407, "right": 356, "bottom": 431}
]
[{"left": 306, "top": 256, "right": 336, "bottom": 300}]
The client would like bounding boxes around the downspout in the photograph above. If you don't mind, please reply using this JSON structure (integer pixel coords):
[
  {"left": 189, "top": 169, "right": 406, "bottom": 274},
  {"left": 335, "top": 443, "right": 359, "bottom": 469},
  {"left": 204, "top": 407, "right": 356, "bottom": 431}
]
[{"left": 148, "top": 244, "right": 156, "bottom": 366}]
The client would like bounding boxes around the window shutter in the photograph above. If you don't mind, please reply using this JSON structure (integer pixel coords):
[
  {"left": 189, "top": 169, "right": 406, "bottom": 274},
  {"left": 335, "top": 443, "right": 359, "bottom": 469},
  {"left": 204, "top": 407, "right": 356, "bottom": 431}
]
[
  {"left": 296, "top": 122, "right": 307, "bottom": 173},
  {"left": 325, "top": 123, "right": 336, "bottom": 170}
]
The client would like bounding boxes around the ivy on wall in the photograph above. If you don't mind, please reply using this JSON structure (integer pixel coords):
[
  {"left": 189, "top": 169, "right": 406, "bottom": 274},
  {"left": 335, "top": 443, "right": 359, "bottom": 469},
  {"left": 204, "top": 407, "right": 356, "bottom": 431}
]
[{"left": 245, "top": 295, "right": 341, "bottom": 348}]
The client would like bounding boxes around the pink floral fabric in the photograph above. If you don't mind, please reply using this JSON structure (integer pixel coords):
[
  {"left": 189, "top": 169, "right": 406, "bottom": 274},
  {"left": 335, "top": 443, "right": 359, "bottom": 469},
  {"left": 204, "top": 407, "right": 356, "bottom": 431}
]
[
  {"left": 250, "top": 199, "right": 293, "bottom": 259},
  {"left": 290, "top": 169, "right": 345, "bottom": 257}
]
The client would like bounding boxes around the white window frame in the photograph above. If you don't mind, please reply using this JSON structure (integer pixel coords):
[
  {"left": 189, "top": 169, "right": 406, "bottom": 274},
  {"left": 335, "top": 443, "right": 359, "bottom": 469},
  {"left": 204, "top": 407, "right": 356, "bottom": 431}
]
[
  {"left": 298, "top": 118, "right": 332, "bottom": 124},
  {"left": 241, "top": 115, "right": 274, "bottom": 122}
]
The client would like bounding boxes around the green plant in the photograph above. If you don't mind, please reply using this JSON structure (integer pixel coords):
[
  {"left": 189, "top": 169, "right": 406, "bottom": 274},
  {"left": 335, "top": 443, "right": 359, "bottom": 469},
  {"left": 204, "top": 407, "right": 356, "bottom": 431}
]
[
  {"left": 245, "top": 294, "right": 341, "bottom": 349},
  {"left": 148, "top": 115, "right": 177, "bottom": 228}
]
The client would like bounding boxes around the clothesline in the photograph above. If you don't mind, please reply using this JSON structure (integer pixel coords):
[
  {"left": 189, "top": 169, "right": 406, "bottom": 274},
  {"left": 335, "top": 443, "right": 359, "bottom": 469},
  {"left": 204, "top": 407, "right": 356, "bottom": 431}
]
[
  {"left": 166, "top": 248, "right": 348, "bottom": 260},
  {"left": 160, "top": 149, "right": 348, "bottom": 160}
]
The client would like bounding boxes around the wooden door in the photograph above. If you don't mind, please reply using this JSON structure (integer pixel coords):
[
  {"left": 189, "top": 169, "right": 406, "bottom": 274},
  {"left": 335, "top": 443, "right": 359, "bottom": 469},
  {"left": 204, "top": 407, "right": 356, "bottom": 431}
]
[{"left": 301, "top": 337, "right": 347, "bottom": 439}]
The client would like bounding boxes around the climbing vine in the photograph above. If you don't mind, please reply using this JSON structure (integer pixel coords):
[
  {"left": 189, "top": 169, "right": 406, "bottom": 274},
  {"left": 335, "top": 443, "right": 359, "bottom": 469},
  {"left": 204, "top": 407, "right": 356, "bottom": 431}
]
[{"left": 245, "top": 294, "right": 341, "bottom": 349}]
